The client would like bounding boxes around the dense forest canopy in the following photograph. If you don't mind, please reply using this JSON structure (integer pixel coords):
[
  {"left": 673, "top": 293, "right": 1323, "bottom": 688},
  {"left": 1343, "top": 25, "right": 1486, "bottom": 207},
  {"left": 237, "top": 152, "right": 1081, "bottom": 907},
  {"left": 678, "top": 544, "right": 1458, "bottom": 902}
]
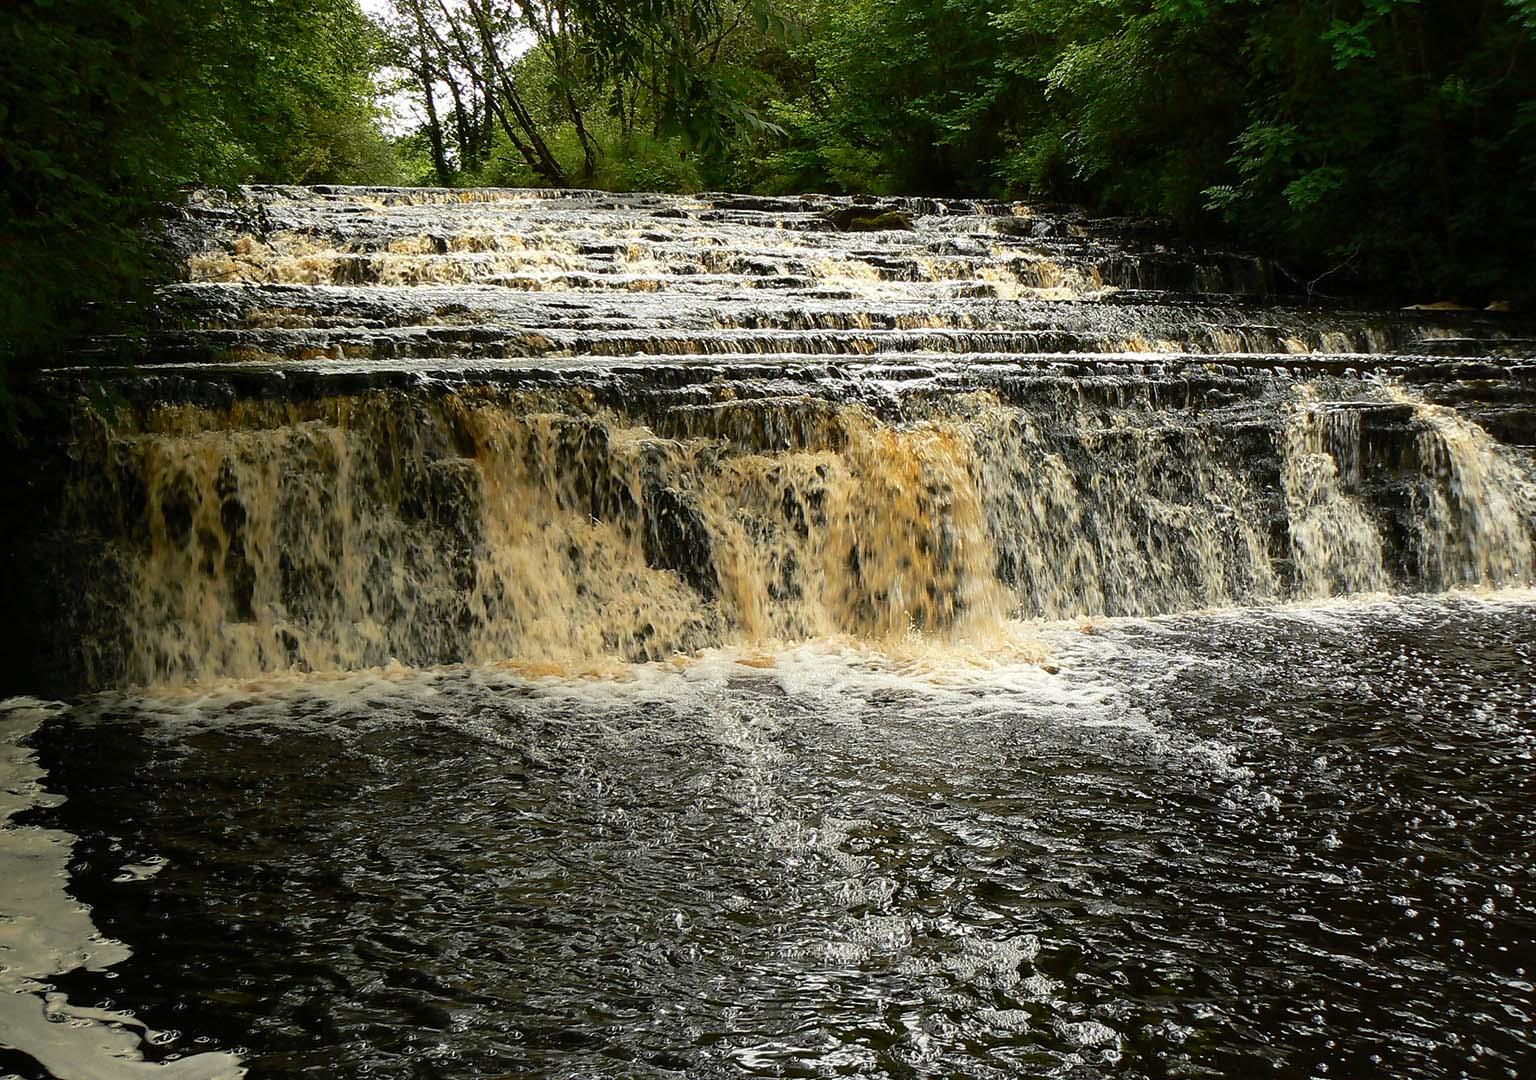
[
  {"left": 1, "top": 0, "right": 394, "bottom": 406},
  {"left": 376, "top": 0, "right": 1535, "bottom": 302},
  {"left": 3, "top": 0, "right": 1533, "bottom": 393}
]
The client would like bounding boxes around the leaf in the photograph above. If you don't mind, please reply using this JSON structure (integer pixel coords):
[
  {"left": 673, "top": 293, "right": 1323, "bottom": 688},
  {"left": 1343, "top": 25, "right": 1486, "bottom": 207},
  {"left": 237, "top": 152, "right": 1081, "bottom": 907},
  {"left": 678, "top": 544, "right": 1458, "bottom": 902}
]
[{"left": 1322, "top": 18, "right": 1378, "bottom": 68}]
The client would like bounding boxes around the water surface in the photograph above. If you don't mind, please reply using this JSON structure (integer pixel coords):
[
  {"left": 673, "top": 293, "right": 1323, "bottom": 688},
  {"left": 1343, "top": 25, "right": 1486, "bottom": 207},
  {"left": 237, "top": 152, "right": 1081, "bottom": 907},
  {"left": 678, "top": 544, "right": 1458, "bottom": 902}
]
[{"left": 14, "top": 594, "right": 1535, "bottom": 1078}]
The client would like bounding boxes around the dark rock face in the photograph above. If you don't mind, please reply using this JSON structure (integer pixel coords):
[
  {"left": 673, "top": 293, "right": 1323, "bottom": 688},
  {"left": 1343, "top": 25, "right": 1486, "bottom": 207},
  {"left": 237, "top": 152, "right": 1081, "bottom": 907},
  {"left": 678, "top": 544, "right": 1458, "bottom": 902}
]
[
  {"left": 4, "top": 186, "right": 1534, "bottom": 693},
  {"left": 823, "top": 208, "right": 916, "bottom": 232}
]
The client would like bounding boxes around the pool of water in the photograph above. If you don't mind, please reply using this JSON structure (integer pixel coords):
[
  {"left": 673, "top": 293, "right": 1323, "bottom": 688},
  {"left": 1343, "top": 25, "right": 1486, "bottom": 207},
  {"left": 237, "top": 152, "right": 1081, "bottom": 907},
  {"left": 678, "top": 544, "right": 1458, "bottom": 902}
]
[{"left": 7, "top": 592, "right": 1536, "bottom": 1078}]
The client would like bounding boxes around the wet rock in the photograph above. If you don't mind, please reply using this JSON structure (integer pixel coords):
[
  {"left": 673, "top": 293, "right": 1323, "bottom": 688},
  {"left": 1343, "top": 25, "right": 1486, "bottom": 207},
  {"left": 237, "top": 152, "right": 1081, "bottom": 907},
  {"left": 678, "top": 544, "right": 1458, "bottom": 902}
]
[
  {"left": 1404, "top": 300, "right": 1477, "bottom": 311},
  {"left": 823, "top": 208, "right": 915, "bottom": 232},
  {"left": 3, "top": 185, "right": 1536, "bottom": 693},
  {"left": 641, "top": 482, "right": 718, "bottom": 600}
]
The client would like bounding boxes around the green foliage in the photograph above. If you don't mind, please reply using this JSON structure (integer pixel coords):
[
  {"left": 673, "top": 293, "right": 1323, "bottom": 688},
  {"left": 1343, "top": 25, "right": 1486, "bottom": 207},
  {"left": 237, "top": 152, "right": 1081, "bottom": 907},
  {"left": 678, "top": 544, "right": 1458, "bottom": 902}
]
[
  {"left": 4, "top": 0, "right": 1531, "bottom": 411},
  {"left": 733, "top": 0, "right": 1536, "bottom": 300},
  {"left": 595, "top": 129, "right": 706, "bottom": 192},
  {"left": 470, "top": 110, "right": 706, "bottom": 193},
  {"left": 752, "top": 100, "right": 897, "bottom": 194},
  {"left": 0, "top": 0, "right": 397, "bottom": 413},
  {"left": 769, "top": 0, "right": 1022, "bottom": 195},
  {"left": 376, "top": 0, "right": 1533, "bottom": 298},
  {"left": 1203, "top": 0, "right": 1535, "bottom": 295}
]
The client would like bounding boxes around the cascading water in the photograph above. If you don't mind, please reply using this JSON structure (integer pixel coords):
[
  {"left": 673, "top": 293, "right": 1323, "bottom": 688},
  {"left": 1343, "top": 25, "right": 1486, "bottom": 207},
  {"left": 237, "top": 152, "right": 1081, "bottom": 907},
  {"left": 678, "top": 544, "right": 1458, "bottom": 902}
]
[
  {"left": 1280, "top": 396, "right": 1391, "bottom": 598},
  {"left": 54, "top": 377, "right": 1536, "bottom": 689},
  {"left": 3, "top": 187, "right": 1535, "bottom": 1079},
  {"left": 8, "top": 186, "right": 1533, "bottom": 689}
]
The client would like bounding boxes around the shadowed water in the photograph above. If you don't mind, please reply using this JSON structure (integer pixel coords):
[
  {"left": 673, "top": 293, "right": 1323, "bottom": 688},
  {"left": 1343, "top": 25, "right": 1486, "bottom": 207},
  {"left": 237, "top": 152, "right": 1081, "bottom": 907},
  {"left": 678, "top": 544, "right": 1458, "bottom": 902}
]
[
  {"left": 10, "top": 187, "right": 1536, "bottom": 692},
  {"left": 13, "top": 594, "right": 1535, "bottom": 1079},
  {"left": 4, "top": 187, "right": 1536, "bottom": 1078}
]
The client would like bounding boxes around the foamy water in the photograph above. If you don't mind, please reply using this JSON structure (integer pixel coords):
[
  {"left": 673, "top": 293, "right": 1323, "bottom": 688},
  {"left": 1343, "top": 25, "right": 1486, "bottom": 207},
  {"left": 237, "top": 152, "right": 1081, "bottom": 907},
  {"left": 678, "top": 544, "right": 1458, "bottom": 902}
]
[{"left": 6, "top": 592, "right": 1535, "bottom": 1076}]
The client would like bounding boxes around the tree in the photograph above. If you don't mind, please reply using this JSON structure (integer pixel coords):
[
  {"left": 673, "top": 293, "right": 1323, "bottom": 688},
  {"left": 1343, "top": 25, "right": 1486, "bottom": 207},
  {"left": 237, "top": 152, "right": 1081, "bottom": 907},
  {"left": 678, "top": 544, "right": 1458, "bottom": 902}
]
[
  {"left": 755, "top": 0, "right": 1536, "bottom": 300},
  {"left": 375, "top": 0, "right": 790, "bottom": 188},
  {"left": 0, "top": 0, "right": 396, "bottom": 416}
]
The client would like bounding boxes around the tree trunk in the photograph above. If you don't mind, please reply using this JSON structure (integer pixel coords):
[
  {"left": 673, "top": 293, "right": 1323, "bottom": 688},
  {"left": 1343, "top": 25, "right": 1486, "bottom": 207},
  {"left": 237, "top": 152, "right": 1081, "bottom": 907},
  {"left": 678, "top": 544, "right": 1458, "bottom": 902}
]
[
  {"left": 462, "top": 0, "right": 569, "bottom": 185},
  {"left": 418, "top": 64, "right": 453, "bottom": 184}
]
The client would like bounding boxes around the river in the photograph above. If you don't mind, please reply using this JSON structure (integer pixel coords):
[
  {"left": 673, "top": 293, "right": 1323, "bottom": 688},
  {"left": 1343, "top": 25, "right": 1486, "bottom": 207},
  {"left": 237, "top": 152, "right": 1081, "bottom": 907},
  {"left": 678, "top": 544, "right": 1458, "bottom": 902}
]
[{"left": 1, "top": 187, "right": 1532, "bottom": 1077}]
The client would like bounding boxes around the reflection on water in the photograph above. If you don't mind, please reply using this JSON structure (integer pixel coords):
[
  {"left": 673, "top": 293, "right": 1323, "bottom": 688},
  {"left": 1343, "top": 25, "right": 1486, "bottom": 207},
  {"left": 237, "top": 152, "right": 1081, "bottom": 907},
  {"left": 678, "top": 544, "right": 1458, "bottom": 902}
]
[
  {"left": 0, "top": 700, "right": 241, "bottom": 1079},
  {"left": 13, "top": 593, "right": 1535, "bottom": 1078},
  {"left": 8, "top": 186, "right": 1536, "bottom": 1078}
]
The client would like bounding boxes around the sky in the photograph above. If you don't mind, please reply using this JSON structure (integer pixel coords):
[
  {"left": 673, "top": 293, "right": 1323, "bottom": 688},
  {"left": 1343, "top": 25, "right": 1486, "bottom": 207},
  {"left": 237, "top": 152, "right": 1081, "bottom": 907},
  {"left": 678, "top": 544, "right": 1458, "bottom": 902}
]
[
  {"left": 359, "top": 0, "right": 430, "bottom": 137},
  {"left": 356, "top": 0, "right": 537, "bottom": 142}
]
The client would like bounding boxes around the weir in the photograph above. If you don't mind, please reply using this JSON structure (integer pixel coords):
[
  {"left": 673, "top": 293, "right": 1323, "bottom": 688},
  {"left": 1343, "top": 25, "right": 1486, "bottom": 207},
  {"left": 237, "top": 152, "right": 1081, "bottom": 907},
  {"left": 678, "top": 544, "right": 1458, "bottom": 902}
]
[
  {"left": 6, "top": 187, "right": 1536, "bottom": 1080},
  {"left": 5, "top": 186, "right": 1535, "bottom": 692}
]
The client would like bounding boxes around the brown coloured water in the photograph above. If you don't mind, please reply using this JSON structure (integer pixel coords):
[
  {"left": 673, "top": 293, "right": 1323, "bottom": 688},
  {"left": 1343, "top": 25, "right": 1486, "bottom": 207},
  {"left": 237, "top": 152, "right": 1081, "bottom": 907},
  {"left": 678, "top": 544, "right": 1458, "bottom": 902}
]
[{"left": 1, "top": 187, "right": 1534, "bottom": 1078}]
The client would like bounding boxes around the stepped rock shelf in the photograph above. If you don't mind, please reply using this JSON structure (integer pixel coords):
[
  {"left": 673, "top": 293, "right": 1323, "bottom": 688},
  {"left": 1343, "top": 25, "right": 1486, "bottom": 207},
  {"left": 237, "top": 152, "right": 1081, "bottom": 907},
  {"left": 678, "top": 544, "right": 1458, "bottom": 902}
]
[
  {"left": 5, "top": 188, "right": 1536, "bottom": 1080},
  {"left": 5, "top": 185, "right": 1535, "bottom": 693}
]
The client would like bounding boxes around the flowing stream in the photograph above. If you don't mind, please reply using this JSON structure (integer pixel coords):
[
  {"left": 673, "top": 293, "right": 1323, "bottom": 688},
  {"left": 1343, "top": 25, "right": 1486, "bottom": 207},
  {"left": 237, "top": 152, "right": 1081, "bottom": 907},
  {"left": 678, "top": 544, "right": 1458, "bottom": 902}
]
[{"left": 1, "top": 187, "right": 1533, "bottom": 1078}]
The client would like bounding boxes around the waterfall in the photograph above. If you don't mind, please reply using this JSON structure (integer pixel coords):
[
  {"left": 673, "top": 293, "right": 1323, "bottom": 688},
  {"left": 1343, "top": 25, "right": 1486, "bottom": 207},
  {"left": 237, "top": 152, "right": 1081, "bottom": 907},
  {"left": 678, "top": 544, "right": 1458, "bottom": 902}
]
[
  {"left": 1280, "top": 396, "right": 1390, "bottom": 598},
  {"left": 47, "top": 383, "right": 1535, "bottom": 689},
  {"left": 1403, "top": 396, "right": 1536, "bottom": 586},
  {"left": 5, "top": 186, "right": 1533, "bottom": 691}
]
